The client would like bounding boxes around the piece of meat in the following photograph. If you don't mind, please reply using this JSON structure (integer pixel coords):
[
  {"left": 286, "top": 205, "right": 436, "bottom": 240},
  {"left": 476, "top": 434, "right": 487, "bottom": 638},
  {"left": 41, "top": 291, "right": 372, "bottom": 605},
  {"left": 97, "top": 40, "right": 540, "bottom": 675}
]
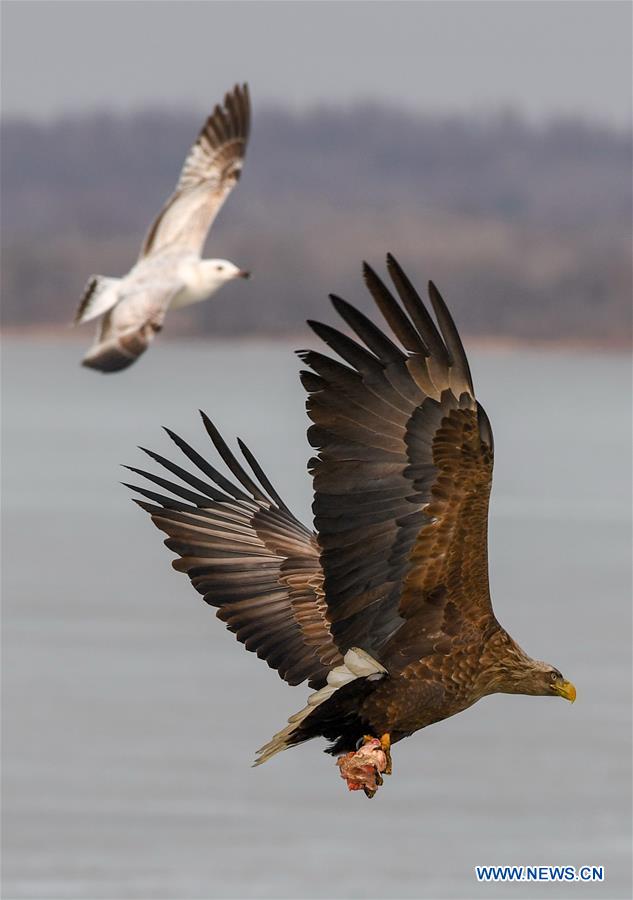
[{"left": 336, "top": 738, "right": 387, "bottom": 796}]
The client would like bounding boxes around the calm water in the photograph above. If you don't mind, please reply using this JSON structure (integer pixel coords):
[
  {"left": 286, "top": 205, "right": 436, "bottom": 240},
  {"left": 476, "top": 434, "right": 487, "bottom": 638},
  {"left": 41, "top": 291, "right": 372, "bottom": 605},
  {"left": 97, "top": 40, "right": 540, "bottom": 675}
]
[{"left": 2, "top": 337, "right": 631, "bottom": 900}]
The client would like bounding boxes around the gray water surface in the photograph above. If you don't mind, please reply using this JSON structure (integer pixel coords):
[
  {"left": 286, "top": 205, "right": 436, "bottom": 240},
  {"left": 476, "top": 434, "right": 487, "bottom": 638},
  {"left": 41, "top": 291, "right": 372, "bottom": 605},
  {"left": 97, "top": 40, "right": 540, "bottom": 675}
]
[{"left": 2, "top": 338, "right": 631, "bottom": 900}]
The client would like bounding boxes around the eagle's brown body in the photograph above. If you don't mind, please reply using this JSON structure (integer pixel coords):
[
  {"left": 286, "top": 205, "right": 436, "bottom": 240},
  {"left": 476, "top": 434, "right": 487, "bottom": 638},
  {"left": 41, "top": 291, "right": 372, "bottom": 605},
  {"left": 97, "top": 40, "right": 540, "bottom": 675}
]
[
  {"left": 335, "top": 628, "right": 529, "bottom": 748},
  {"left": 128, "top": 255, "right": 575, "bottom": 789}
]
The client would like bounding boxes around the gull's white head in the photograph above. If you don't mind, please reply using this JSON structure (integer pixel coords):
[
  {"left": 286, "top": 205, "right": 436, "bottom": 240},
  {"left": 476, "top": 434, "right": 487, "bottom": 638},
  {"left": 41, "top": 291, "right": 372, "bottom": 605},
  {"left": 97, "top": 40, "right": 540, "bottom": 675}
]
[
  {"left": 200, "top": 258, "right": 251, "bottom": 291},
  {"left": 177, "top": 258, "right": 251, "bottom": 308}
]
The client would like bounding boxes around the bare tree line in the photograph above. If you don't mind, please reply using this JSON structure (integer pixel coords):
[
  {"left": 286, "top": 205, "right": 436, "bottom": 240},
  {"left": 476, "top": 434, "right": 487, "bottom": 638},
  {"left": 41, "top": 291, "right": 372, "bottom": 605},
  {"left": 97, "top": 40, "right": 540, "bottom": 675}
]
[{"left": 2, "top": 104, "right": 631, "bottom": 341}]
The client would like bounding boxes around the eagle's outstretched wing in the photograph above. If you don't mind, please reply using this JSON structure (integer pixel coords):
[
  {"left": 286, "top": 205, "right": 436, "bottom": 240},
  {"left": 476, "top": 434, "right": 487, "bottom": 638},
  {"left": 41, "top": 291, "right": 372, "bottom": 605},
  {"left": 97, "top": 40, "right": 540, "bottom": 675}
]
[
  {"left": 140, "top": 83, "right": 250, "bottom": 259},
  {"left": 126, "top": 412, "right": 342, "bottom": 687},
  {"left": 299, "top": 255, "right": 495, "bottom": 662}
]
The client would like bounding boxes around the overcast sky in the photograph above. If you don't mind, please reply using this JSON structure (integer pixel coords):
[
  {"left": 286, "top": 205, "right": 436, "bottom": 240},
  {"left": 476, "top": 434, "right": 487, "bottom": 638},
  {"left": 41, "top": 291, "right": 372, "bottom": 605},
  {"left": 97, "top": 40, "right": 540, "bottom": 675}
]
[{"left": 2, "top": 1, "right": 631, "bottom": 124}]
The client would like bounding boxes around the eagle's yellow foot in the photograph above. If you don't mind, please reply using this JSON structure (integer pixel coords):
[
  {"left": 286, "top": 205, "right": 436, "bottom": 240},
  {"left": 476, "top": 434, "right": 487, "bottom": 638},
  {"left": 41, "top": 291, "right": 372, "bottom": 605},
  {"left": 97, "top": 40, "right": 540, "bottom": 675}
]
[
  {"left": 380, "top": 733, "right": 392, "bottom": 775},
  {"left": 336, "top": 735, "right": 388, "bottom": 797}
]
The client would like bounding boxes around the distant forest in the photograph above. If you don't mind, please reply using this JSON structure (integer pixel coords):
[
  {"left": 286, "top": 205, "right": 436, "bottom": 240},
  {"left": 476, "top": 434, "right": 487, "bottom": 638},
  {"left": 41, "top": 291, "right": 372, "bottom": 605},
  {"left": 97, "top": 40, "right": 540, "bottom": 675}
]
[{"left": 2, "top": 104, "right": 631, "bottom": 342}]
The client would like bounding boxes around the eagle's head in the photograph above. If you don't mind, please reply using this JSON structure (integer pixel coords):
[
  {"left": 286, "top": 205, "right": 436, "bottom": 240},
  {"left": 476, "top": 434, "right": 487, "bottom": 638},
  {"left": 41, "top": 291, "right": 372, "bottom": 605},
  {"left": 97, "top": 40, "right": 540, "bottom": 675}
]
[
  {"left": 501, "top": 656, "right": 576, "bottom": 702},
  {"left": 481, "top": 632, "right": 576, "bottom": 702},
  {"left": 530, "top": 664, "right": 577, "bottom": 702}
]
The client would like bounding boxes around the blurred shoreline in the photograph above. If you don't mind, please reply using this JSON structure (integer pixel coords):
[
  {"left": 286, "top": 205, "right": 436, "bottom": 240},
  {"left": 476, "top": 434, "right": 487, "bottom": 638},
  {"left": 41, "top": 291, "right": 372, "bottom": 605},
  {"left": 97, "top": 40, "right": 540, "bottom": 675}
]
[{"left": 1, "top": 326, "right": 630, "bottom": 354}]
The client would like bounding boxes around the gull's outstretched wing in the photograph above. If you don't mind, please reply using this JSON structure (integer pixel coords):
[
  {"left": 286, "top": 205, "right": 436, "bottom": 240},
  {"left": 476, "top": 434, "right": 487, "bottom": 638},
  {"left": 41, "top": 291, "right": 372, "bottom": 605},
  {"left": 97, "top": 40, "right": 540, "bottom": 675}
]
[
  {"left": 127, "top": 413, "right": 342, "bottom": 687},
  {"left": 299, "top": 256, "right": 495, "bottom": 662},
  {"left": 140, "top": 83, "right": 250, "bottom": 259}
]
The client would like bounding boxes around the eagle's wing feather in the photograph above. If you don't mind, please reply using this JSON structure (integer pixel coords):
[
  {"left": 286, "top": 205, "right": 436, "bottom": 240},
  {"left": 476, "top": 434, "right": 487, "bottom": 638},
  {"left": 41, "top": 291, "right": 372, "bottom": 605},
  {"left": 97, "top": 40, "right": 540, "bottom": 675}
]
[
  {"left": 300, "top": 255, "right": 494, "bottom": 659},
  {"left": 127, "top": 411, "right": 342, "bottom": 687},
  {"left": 140, "top": 83, "right": 250, "bottom": 259}
]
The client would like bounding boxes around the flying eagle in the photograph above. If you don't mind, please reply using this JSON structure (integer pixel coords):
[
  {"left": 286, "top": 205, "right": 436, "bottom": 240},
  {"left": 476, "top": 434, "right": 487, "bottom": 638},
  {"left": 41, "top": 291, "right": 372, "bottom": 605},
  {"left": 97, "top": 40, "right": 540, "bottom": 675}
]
[
  {"left": 75, "top": 83, "right": 251, "bottom": 373},
  {"left": 126, "top": 255, "right": 576, "bottom": 797}
]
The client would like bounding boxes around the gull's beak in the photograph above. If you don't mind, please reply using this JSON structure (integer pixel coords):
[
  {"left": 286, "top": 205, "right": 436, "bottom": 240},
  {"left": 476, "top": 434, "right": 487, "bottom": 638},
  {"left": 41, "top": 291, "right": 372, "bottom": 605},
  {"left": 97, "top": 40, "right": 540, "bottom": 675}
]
[
  {"left": 238, "top": 270, "right": 251, "bottom": 280},
  {"left": 556, "top": 680, "right": 576, "bottom": 703}
]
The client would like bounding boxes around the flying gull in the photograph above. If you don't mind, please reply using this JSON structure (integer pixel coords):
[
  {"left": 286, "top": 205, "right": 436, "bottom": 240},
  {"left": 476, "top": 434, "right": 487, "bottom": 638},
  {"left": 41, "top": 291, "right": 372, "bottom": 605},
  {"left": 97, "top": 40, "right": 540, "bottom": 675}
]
[
  {"left": 75, "top": 83, "right": 251, "bottom": 373},
  {"left": 126, "top": 255, "right": 576, "bottom": 798}
]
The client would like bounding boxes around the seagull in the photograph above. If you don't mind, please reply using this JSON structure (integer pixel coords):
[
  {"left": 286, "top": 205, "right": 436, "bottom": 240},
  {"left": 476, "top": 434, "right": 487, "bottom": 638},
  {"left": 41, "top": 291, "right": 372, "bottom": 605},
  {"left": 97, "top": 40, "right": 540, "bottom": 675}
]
[{"left": 75, "top": 83, "right": 251, "bottom": 373}]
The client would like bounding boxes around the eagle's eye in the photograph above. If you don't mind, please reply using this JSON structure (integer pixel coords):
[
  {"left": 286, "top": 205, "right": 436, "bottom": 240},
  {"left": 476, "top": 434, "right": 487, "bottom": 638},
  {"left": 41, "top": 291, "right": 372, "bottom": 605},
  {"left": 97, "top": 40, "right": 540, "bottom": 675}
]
[
  {"left": 216, "top": 265, "right": 224, "bottom": 272},
  {"left": 550, "top": 671, "right": 560, "bottom": 682}
]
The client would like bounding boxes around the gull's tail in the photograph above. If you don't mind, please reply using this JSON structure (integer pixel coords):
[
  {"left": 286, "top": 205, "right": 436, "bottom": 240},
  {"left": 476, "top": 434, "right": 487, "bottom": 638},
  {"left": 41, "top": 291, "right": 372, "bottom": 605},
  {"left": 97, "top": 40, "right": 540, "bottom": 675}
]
[
  {"left": 81, "top": 321, "right": 157, "bottom": 373},
  {"left": 74, "top": 275, "right": 121, "bottom": 325}
]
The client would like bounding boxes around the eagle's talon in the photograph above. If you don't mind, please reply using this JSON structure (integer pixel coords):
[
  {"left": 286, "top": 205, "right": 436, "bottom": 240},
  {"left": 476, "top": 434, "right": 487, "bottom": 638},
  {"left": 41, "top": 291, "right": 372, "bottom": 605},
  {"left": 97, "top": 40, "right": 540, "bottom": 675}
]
[{"left": 380, "top": 733, "right": 392, "bottom": 775}]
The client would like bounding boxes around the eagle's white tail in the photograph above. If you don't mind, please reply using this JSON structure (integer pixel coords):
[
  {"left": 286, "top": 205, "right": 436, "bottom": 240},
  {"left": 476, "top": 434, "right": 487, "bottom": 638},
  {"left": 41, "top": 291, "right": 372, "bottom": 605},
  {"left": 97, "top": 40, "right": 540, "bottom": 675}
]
[
  {"left": 253, "top": 648, "right": 387, "bottom": 766},
  {"left": 74, "top": 275, "right": 121, "bottom": 325}
]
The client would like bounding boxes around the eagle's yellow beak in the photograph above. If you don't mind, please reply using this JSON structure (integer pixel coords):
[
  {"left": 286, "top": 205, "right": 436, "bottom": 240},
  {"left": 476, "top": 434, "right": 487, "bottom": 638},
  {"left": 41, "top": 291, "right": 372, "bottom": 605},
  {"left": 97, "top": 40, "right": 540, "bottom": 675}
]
[{"left": 556, "top": 680, "right": 576, "bottom": 703}]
